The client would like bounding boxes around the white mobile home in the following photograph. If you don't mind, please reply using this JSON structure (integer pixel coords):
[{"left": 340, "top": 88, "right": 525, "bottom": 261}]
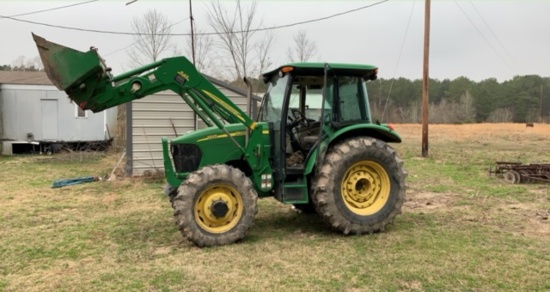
[{"left": 0, "top": 71, "right": 117, "bottom": 154}]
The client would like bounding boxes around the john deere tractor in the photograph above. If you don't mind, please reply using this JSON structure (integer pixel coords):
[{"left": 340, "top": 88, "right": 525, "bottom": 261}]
[{"left": 34, "top": 34, "right": 406, "bottom": 247}]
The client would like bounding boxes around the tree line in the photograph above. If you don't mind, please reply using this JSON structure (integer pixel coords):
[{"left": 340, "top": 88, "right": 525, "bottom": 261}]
[
  {"left": 367, "top": 75, "right": 549, "bottom": 124},
  {"left": 0, "top": 55, "right": 43, "bottom": 72},
  {"left": 0, "top": 63, "right": 43, "bottom": 72}
]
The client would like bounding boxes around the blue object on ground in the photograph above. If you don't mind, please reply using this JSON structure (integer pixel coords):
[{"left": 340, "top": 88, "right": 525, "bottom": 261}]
[{"left": 52, "top": 176, "right": 98, "bottom": 188}]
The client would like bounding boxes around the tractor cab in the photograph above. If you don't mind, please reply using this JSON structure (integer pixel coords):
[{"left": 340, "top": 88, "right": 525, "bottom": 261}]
[{"left": 258, "top": 63, "right": 397, "bottom": 204}]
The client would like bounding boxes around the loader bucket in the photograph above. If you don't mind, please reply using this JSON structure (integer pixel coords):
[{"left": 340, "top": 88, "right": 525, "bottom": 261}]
[{"left": 32, "top": 33, "right": 112, "bottom": 110}]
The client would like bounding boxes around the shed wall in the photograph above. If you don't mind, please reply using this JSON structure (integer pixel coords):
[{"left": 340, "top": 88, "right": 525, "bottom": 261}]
[{"left": 130, "top": 87, "right": 250, "bottom": 175}]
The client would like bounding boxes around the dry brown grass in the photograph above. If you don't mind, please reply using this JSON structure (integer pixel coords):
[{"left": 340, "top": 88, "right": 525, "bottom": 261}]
[
  {"left": 396, "top": 123, "right": 549, "bottom": 146},
  {"left": 1, "top": 124, "right": 549, "bottom": 291},
  {"left": 395, "top": 123, "right": 549, "bottom": 238}
]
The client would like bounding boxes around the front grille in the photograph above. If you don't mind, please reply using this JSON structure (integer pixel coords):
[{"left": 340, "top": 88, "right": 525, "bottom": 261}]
[{"left": 171, "top": 143, "right": 202, "bottom": 173}]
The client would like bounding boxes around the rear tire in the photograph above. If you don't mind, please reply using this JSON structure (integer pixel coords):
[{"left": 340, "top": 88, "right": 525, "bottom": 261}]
[
  {"left": 312, "top": 137, "right": 406, "bottom": 234},
  {"left": 173, "top": 165, "right": 258, "bottom": 247}
]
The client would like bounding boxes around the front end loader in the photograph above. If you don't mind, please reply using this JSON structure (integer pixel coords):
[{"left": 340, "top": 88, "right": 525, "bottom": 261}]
[{"left": 34, "top": 34, "right": 406, "bottom": 247}]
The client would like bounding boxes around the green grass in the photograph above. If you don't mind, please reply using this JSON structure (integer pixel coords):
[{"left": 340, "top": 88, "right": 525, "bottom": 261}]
[{"left": 1, "top": 132, "right": 549, "bottom": 291}]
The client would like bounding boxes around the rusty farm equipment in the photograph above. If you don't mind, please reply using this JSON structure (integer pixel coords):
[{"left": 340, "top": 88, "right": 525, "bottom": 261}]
[{"left": 489, "top": 162, "right": 550, "bottom": 184}]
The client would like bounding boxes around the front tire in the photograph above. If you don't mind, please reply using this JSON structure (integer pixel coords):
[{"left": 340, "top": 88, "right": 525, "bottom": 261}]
[
  {"left": 173, "top": 165, "right": 258, "bottom": 247},
  {"left": 164, "top": 184, "right": 177, "bottom": 207},
  {"left": 312, "top": 137, "right": 406, "bottom": 234}
]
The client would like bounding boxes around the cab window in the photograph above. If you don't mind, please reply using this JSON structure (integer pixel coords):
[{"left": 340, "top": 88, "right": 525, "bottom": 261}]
[{"left": 338, "top": 76, "right": 370, "bottom": 123}]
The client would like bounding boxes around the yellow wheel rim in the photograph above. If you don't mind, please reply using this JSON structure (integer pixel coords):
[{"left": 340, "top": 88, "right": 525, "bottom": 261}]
[
  {"left": 341, "top": 161, "right": 390, "bottom": 216},
  {"left": 194, "top": 184, "right": 243, "bottom": 234}
]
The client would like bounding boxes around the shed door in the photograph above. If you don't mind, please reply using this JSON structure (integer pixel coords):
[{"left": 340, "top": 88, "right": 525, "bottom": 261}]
[{"left": 41, "top": 99, "right": 58, "bottom": 140}]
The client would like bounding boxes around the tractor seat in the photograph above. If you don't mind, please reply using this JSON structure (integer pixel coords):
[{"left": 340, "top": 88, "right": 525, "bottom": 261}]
[
  {"left": 297, "top": 121, "right": 320, "bottom": 152},
  {"left": 301, "top": 135, "right": 318, "bottom": 152}
]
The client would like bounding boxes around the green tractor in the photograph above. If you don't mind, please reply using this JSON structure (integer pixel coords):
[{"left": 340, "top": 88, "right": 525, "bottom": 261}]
[{"left": 34, "top": 34, "right": 406, "bottom": 247}]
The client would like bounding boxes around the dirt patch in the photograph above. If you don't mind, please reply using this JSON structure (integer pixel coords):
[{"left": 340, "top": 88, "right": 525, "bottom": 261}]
[
  {"left": 101, "top": 194, "right": 119, "bottom": 205},
  {"left": 398, "top": 280, "right": 424, "bottom": 291},
  {"left": 404, "top": 190, "right": 549, "bottom": 238},
  {"left": 152, "top": 246, "right": 173, "bottom": 256},
  {"left": 493, "top": 202, "right": 550, "bottom": 237},
  {"left": 404, "top": 191, "right": 461, "bottom": 213}
]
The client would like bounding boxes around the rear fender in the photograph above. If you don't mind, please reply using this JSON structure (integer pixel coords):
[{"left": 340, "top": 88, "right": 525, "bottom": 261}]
[{"left": 303, "top": 124, "right": 401, "bottom": 175}]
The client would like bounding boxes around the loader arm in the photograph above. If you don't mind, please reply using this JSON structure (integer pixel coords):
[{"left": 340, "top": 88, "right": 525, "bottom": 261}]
[{"left": 33, "top": 33, "right": 257, "bottom": 132}]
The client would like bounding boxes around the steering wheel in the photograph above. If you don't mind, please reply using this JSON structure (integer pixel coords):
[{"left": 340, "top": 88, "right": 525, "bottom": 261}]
[{"left": 291, "top": 109, "right": 310, "bottom": 127}]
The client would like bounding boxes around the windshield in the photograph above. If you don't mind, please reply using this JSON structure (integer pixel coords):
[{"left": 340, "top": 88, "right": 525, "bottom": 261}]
[{"left": 259, "top": 73, "right": 290, "bottom": 130}]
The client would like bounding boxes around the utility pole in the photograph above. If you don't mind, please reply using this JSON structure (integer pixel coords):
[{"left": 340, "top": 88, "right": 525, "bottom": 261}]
[
  {"left": 189, "top": 0, "right": 196, "bottom": 65},
  {"left": 421, "top": 0, "right": 431, "bottom": 157}
]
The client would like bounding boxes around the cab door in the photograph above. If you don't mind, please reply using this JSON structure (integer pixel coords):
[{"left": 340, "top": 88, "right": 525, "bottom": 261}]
[{"left": 315, "top": 64, "right": 336, "bottom": 167}]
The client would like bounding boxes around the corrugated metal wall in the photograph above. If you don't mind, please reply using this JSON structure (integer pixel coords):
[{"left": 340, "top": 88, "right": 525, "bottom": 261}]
[{"left": 130, "top": 87, "right": 249, "bottom": 175}]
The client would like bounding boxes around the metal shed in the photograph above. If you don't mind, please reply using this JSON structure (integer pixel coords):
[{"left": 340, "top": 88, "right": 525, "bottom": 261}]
[
  {"left": 0, "top": 71, "right": 117, "bottom": 154},
  {"left": 126, "top": 75, "right": 261, "bottom": 176}
]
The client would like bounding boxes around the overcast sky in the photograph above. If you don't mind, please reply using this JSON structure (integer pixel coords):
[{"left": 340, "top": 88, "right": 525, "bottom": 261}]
[{"left": 1, "top": 0, "right": 549, "bottom": 82}]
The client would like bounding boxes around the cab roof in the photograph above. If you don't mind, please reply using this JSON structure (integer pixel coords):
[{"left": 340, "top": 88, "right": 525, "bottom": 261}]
[{"left": 261, "top": 62, "right": 378, "bottom": 80}]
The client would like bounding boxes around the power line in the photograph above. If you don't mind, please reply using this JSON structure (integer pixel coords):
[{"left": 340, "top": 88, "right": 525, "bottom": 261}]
[
  {"left": 382, "top": 0, "right": 417, "bottom": 120},
  {"left": 1, "top": 0, "right": 98, "bottom": 19},
  {"left": 103, "top": 42, "right": 137, "bottom": 57},
  {"left": 468, "top": 1, "right": 519, "bottom": 68},
  {"left": 243, "top": 0, "right": 390, "bottom": 35},
  {"left": 391, "top": 1, "right": 416, "bottom": 78},
  {"left": 0, "top": 0, "right": 389, "bottom": 36},
  {"left": 103, "top": 17, "right": 189, "bottom": 57},
  {"left": 454, "top": 1, "right": 515, "bottom": 72}
]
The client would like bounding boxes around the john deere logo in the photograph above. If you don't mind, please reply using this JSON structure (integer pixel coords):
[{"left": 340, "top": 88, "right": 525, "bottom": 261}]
[
  {"left": 175, "top": 71, "right": 190, "bottom": 85},
  {"left": 177, "top": 71, "right": 189, "bottom": 80}
]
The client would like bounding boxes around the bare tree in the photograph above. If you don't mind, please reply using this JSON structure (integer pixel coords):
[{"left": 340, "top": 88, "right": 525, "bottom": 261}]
[
  {"left": 32, "top": 56, "right": 44, "bottom": 71},
  {"left": 286, "top": 29, "right": 317, "bottom": 62},
  {"left": 255, "top": 31, "right": 276, "bottom": 77},
  {"left": 456, "top": 91, "right": 476, "bottom": 123},
  {"left": 184, "top": 30, "right": 214, "bottom": 74},
  {"left": 24, "top": 56, "right": 43, "bottom": 71},
  {"left": 395, "top": 101, "right": 421, "bottom": 123},
  {"left": 487, "top": 108, "right": 514, "bottom": 123},
  {"left": 207, "top": 0, "right": 260, "bottom": 81},
  {"left": 11, "top": 55, "right": 25, "bottom": 69},
  {"left": 9, "top": 55, "right": 43, "bottom": 71},
  {"left": 128, "top": 9, "right": 175, "bottom": 66}
]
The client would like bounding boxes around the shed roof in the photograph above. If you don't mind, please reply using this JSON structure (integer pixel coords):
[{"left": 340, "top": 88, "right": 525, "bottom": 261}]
[{"left": 0, "top": 71, "right": 52, "bottom": 85}]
